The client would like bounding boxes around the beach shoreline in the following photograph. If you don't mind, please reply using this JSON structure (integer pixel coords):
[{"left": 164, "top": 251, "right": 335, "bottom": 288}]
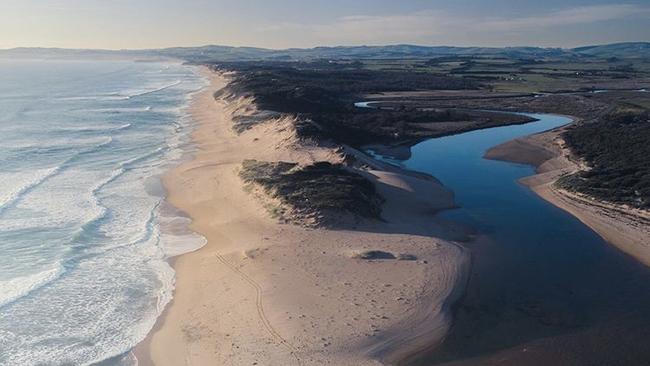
[
  {"left": 134, "top": 67, "right": 470, "bottom": 365},
  {"left": 485, "top": 122, "right": 650, "bottom": 267}
]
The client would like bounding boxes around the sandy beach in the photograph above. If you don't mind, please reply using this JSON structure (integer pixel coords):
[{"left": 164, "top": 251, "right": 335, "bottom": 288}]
[
  {"left": 486, "top": 124, "right": 650, "bottom": 267},
  {"left": 135, "top": 68, "right": 469, "bottom": 365}
]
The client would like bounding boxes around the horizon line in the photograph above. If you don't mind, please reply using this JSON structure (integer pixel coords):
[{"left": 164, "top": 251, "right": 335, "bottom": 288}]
[{"left": 1, "top": 40, "right": 649, "bottom": 53}]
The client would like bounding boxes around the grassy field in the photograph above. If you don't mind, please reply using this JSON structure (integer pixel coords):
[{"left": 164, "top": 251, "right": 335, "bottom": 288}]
[{"left": 356, "top": 56, "right": 650, "bottom": 93}]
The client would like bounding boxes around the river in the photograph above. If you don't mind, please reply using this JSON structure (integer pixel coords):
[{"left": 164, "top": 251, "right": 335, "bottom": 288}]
[{"left": 365, "top": 111, "right": 650, "bottom": 365}]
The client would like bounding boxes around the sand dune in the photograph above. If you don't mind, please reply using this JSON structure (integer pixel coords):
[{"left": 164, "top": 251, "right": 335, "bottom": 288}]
[{"left": 135, "top": 68, "right": 469, "bottom": 365}]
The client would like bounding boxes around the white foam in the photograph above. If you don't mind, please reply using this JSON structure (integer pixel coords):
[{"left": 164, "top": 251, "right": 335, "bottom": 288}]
[
  {"left": 0, "top": 238, "right": 175, "bottom": 366},
  {"left": 115, "top": 123, "right": 132, "bottom": 131},
  {"left": 55, "top": 123, "right": 132, "bottom": 133},
  {"left": 0, "top": 61, "right": 207, "bottom": 366},
  {"left": 119, "top": 80, "right": 182, "bottom": 100},
  {"left": 158, "top": 215, "right": 207, "bottom": 257},
  {"left": 0, "top": 167, "right": 61, "bottom": 214},
  {"left": 0, "top": 169, "right": 110, "bottom": 232},
  {"left": 83, "top": 107, "right": 155, "bottom": 113},
  {"left": 0, "top": 265, "right": 64, "bottom": 307}
]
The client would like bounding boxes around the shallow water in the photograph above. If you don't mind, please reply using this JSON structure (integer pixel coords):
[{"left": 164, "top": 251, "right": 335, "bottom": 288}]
[
  {"left": 0, "top": 59, "right": 206, "bottom": 365},
  {"left": 369, "top": 114, "right": 650, "bottom": 365}
]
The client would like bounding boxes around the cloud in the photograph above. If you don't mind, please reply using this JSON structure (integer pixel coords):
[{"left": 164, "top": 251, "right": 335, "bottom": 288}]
[
  {"left": 480, "top": 4, "right": 650, "bottom": 31},
  {"left": 257, "top": 4, "right": 650, "bottom": 47}
]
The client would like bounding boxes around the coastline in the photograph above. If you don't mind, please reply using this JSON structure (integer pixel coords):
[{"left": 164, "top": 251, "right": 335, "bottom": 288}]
[
  {"left": 135, "top": 67, "right": 470, "bottom": 365},
  {"left": 485, "top": 122, "right": 650, "bottom": 267}
]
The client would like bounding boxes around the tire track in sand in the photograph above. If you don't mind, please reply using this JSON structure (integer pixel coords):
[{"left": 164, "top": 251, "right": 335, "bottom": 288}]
[{"left": 215, "top": 253, "right": 303, "bottom": 366}]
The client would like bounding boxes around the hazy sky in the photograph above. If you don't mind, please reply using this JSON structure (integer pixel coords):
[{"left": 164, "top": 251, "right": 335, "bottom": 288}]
[{"left": 1, "top": 0, "right": 648, "bottom": 49}]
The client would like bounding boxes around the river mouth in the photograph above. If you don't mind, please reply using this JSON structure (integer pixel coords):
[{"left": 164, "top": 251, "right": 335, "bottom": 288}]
[{"left": 367, "top": 113, "right": 650, "bottom": 365}]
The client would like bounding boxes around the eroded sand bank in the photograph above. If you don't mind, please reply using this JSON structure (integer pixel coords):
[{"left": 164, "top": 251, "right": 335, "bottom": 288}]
[{"left": 486, "top": 124, "right": 650, "bottom": 267}]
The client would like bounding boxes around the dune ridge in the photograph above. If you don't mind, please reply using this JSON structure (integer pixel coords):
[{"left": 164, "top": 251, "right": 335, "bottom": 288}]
[{"left": 135, "top": 67, "right": 470, "bottom": 365}]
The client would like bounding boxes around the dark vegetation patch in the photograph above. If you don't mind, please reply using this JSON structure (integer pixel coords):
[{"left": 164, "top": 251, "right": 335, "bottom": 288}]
[
  {"left": 558, "top": 110, "right": 650, "bottom": 208},
  {"left": 212, "top": 62, "right": 539, "bottom": 145},
  {"left": 398, "top": 93, "right": 610, "bottom": 120},
  {"left": 239, "top": 160, "right": 384, "bottom": 220},
  {"left": 352, "top": 250, "right": 418, "bottom": 261},
  {"left": 355, "top": 250, "right": 397, "bottom": 260},
  {"left": 308, "top": 108, "right": 536, "bottom": 144},
  {"left": 214, "top": 62, "right": 490, "bottom": 145},
  {"left": 219, "top": 62, "right": 479, "bottom": 115}
]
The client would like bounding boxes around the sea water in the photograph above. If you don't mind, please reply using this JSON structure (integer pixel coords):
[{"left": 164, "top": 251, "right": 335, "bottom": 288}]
[{"left": 0, "top": 59, "right": 206, "bottom": 365}]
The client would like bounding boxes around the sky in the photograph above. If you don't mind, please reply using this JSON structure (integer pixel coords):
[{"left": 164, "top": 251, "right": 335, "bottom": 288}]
[{"left": 0, "top": 0, "right": 648, "bottom": 50}]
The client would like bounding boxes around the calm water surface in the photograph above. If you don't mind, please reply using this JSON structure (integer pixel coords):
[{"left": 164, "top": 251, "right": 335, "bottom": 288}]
[{"left": 369, "top": 114, "right": 650, "bottom": 365}]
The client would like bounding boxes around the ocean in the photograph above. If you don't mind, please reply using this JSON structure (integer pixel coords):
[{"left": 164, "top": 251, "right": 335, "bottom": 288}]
[{"left": 0, "top": 59, "right": 206, "bottom": 365}]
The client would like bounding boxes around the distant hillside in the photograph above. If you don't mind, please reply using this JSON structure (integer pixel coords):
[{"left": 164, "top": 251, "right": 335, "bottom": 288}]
[
  {"left": 572, "top": 42, "right": 650, "bottom": 59},
  {"left": 1, "top": 42, "right": 648, "bottom": 62},
  {"left": 156, "top": 44, "right": 569, "bottom": 62}
]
